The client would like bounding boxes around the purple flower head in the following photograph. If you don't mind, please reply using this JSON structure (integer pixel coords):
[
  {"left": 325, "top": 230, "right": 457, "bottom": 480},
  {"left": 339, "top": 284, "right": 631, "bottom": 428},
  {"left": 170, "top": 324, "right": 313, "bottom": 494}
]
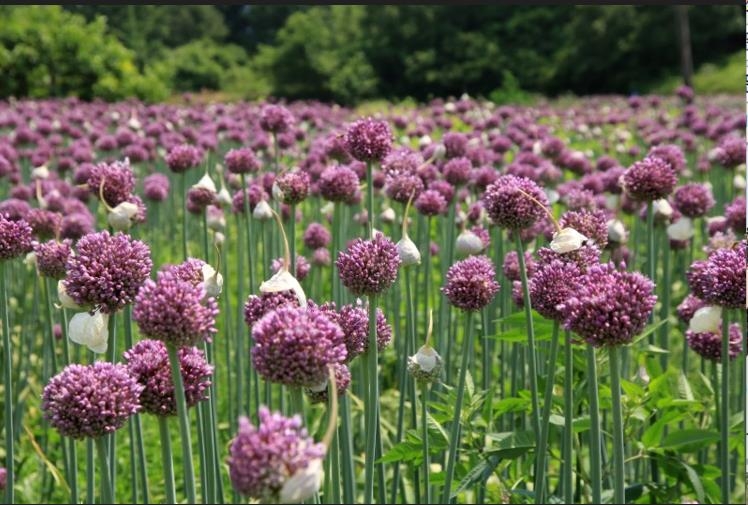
[
  {"left": 163, "top": 257, "right": 206, "bottom": 286},
  {"left": 687, "top": 242, "right": 746, "bottom": 309},
  {"left": 312, "top": 247, "right": 331, "bottom": 266},
  {"left": 715, "top": 135, "right": 744, "bottom": 168},
  {"left": 305, "top": 362, "right": 351, "bottom": 404},
  {"left": 34, "top": 239, "right": 72, "bottom": 279},
  {"left": 225, "top": 148, "right": 260, "bottom": 175},
  {"left": 124, "top": 339, "right": 213, "bottom": 416},
  {"left": 502, "top": 250, "right": 537, "bottom": 282},
  {"left": 482, "top": 175, "right": 549, "bottom": 230},
  {"left": 0, "top": 214, "right": 33, "bottom": 260},
  {"left": 243, "top": 291, "right": 299, "bottom": 328},
  {"left": 442, "top": 132, "right": 468, "bottom": 158},
  {"left": 336, "top": 233, "right": 400, "bottom": 296},
  {"left": 251, "top": 305, "right": 346, "bottom": 388},
  {"left": 648, "top": 144, "right": 686, "bottom": 174},
  {"left": 344, "top": 118, "right": 392, "bottom": 162},
  {"left": 319, "top": 165, "right": 359, "bottom": 203},
  {"left": 143, "top": 173, "right": 170, "bottom": 202},
  {"left": 274, "top": 171, "right": 310, "bottom": 205},
  {"left": 228, "top": 408, "right": 325, "bottom": 500},
  {"left": 260, "top": 105, "right": 295, "bottom": 134},
  {"left": 442, "top": 255, "right": 500, "bottom": 311},
  {"left": 415, "top": 189, "right": 448, "bottom": 216},
  {"left": 443, "top": 157, "right": 472, "bottom": 186},
  {"left": 558, "top": 208, "right": 609, "bottom": 248},
  {"left": 382, "top": 148, "right": 422, "bottom": 177},
  {"left": 187, "top": 186, "right": 217, "bottom": 213},
  {"left": 334, "top": 301, "right": 392, "bottom": 361},
  {"left": 303, "top": 223, "right": 331, "bottom": 250},
  {"left": 41, "top": 362, "right": 143, "bottom": 439},
  {"left": 232, "top": 183, "right": 267, "bottom": 214},
  {"left": 87, "top": 159, "right": 136, "bottom": 207},
  {"left": 676, "top": 294, "right": 706, "bottom": 324},
  {"left": 271, "top": 255, "right": 310, "bottom": 281},
  {"left": 0, "top": 466, "right": 5, "bottom": 491},
  {"left": 673, "top": 183, "right": 715, "bottom": 218},
  {"left": 429, "top": 180, "right": 455, "bottom": 204},
  {"left": 385, "top": 173, "right": 424, "bottom": 204},
  {"left": 529, "top": 259, "right": 583, "bottom": 321},
  {"left": 60, "top": 212, "right": 94, "bottom": 241},
  {"left": 558, "top": 263, "right": 656, "bottom": 347},
  {"left": 686, "top": 323, "right": 742, "bottom": 362},
  {"left": 537, "top": 242, "right": 602, "bottom": 270},
  {"left": 133, "top": 268, "right": 218, "bottom": 348},
  {"left": 621, "top": 157, "right": 677, "bottom": 202},
  {"left": 165, "top": 144, "right": 203, "bottom": 173},
  {"left": 725, "top": 196, "right": 746, "bottom": 233},
  {"left": 26, "top": 209, "right": 62, "bottom": 241},
  {"left": 64, "top": 231, "right": 152, "bottom": 313}
]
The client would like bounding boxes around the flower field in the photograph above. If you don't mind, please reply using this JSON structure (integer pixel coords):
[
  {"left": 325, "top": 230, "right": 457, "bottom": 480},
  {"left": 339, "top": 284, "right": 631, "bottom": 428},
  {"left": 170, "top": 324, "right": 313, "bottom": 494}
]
[{"left": 0, "top": 90, "right": 745, "bottom": 504}]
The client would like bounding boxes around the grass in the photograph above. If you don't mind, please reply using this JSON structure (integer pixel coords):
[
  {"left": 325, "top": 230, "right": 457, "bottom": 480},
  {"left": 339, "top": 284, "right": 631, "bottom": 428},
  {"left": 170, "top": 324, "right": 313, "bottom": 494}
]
[{"left": 653, "top": 50, "right": 743, "bottom": 95}]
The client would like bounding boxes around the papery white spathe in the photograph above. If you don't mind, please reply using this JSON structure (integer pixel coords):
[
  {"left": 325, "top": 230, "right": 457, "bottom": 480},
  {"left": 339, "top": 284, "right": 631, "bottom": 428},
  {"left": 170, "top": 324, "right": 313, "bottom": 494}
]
[
  {"left": 666, "top": 217, "right": 694, "bottom": 241},
  {"left": 107, "top": 201, "right": 139, "bottom": 231},
  {"left": 652, "top": 198, "right": 673, "bottom": 219},
  {"left": 550, "top": 228, "right": 587, "bottom": 254},
  {"left": 57, "top": 280, "right": 82, "bottom": 310},
  {"left": 252, "top": 200, "right": 273, "bottom": 221},
  {"left": 380, "top": 207, "right": 396, "bottom": 224},
  {"left": 607, "top": 219, "right": 628, "bottom": 243},
  {"left": 192, "top": 172, "right": 217, "bottom": 193},
  {"left": 202, "top": 263, "right": 224, "bottom": 299},
  {"left": 280, "top": 457, "right": 323, "bottom": 503},
  {"left": 396, "top": 235, "right": 421, "bottom": 266},
  {"left": 68, "top": 309, "right": 110, "bottom": 354},
  {"left": 412, "top": 345, "right": 439, "bottom": 373},
  {"left": 260, "top": 269, "right": 307, "bottom": 308},
  {"left": 688, "top": 305, "right": 722, "bottom": 334},
  {"left": 455, "top": 230, "right": 485, "bottom": 257}
]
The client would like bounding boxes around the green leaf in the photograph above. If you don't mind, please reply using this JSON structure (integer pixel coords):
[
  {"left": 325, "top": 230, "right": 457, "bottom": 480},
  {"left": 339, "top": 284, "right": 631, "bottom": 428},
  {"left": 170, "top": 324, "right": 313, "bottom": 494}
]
[
  {"left": 661, "top": 429, "right": 719, "bottom": 452},
  {"left": 628, "top": 319, "right": 668, "bottom": 347},
  {"left": 644, "top": 344, "right": 669, "bottom": 354},
  {"left": 451, "top": 454, "right": 501, "bottom": 499},
  {"left": 681, "top": 462, "right": 705, "bottom": 503},
  {"left": 677, "top": 371, "right": 694, "bottom": 401},
  {"left": 493, "top": 397, "right": 530, "bottom": 418},
  {"left": 619, "top": 379, "right": 644, "bottom": 400},
  {"left": 484, "top": 431, "right": 535, "bottom": 459},
  {"left": 642, "top": 410, "right": 683, "bottom": 449}
]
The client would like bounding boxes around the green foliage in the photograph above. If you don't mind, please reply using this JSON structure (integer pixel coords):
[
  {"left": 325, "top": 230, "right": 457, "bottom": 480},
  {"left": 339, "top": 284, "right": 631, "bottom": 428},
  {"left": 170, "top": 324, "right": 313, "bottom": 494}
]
[{"left": 489, "top": 71, "right": 537, "bottom": 106}]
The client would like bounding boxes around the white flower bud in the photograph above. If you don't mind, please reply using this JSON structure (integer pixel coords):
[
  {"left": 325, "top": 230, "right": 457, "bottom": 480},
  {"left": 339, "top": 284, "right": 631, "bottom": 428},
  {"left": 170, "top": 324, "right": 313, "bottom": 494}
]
[
  {"left": 201, "top": 264, "right": 223, "bottom": 299},
  {"left": 397, "top": 235, "right": 421, "bottom": 266},
  {"left": 419, "top": 135, "right": 432, "bottom": 147},
  {"left": 455, "top": 230, "right": 485, "bottom": 257},
  {"left": 380, "top": 207, "right": 396, "bottom": 224},
  {"left": 271, "top": 182, "right": 283, "bottom": 202},
  {"left": 68, "top": 309, "right": 109, "bottom": 354},
  {"left": 107, "top": 201, "right": 139, "bottom": 231},
  {"left": 689, "top": 306, "right": 722, "bottom": 334},
  {"left": 24, "top": 251, "right": 37, "bottom": 268},
  {"left": 432, "top": 143, "right": 446, "bottom": 160},
  {"left": 252, "top": 200, "right": 273, "bottom": 221},
  {"left": 57, "top": 280, "right": 82, "bottom": 310},
  {"left": 206, "top": 210, "right": 226, "bottom": 232},
  {"left": 733, "top": 174, "right": 746, "bottom": 190},
  {"left": 320, "top": 201, "right": 335, "bottom": 216},
  {"left": 604, "top": 194, "right": 620, "bottom": 210},
  {"left": 607, "top": 219, "right": 628, "bottom": 243},
  {"left": 652, "top": 198, "right": 673, "bottom": 220},
  {"left": 550, "top": 228, "right": 587, "bottom": 254},
  {"left": 544, "top": 188, "right": 560, "bottom": 205},
  {"left": 127, "top": 116, "right": 142, "bottom": 131},
  {"left": 213, "top": 232, "right": 225, "bottom": 248},
  {"left": 280, "top": 458, "right": 324, "bottom": 504},
  {"left": 636, "top": 365, "right": 650, "bottom": 385},
  {"left": 408, "top": 345, "right": 443, "bottom": 383},
  {"left": 32, "top": 165, "right": 49, "bottom": 179},
  {"left": 260, "top": 269, "right": 307, "bottom": 308},
  {"left": 217, "top": 187, "right": 233, "bottom": 207},
  {"left": 666, "top": 217, "right": 694, "bottom": 241},
  {"left": 192, "top": 173, "right": 217, "bottom": 194}
]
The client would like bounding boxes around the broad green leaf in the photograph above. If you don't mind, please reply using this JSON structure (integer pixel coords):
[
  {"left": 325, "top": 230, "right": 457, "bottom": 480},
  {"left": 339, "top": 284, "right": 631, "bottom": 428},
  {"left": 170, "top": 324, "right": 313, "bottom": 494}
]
[
  {"left": 661, "top": 429, "right": 719, "bottom": 452},
  {"left": 451, "top": 454, "right": 501, "bottom": 499},
  {"left": 681, "top": 462, "right": 705, "bottom": 503},
  {"left": 677, "top": 371, "right": 694, "bottom": 401},
  {"left": 641, "top": 410, "right": 684, "bottom": 449},
  {"left": 484, "top": 431, "right": 535, "bottom": 459},
  {"left": 493, "top": 397, "right": 530, "bottom": 417},
  {"left": 619, "top": 379, "right": 644, "bottom": 400}
]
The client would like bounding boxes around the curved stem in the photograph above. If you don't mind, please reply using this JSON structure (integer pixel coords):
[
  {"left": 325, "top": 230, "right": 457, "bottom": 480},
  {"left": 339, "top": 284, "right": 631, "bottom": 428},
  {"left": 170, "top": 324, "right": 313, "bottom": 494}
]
[
  {"left": 535, "top": 321, "right": 560, "bottom": 504},
  {"left": 167, "top": 344, "right": 196, "bottom": 504},
  {"left": 586, "top": 346, "right": 602, "bottom": 504},
  {"left": 442, "top": 310, "right": 474, "bottom": 503},
  {"left": 158, "top": 416, "right": 177, "bottom": 505},
  {"left": 609, "top": 346, "right": 626, "bottom": 504},
  {"left": 516, "top": 236, "right": 541, "bottom": 437},
  {"left": 1, "top": 262, "right": 14, "bottom": 504},
  {"left": 95, "top": 437, "right": 113, "bottom": 505}
]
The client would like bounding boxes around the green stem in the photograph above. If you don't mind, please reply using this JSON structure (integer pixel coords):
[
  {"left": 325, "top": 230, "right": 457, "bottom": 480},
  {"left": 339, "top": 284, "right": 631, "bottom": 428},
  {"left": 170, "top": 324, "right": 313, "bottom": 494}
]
[
  {"left": 339, "top": 395, "right": 355, "bottom": 503},
  {"left": 586, "top": 346, "right": 602, "bottom": 504},
  {"left": 366, "top": 162, "right": 374, "bottom": 238},
  {"left": 95, "top": 437, "right": 114, "bottom": 505},
  {"left": 290, "top": 203, "right": 297, "bottom": 277},
  {"left": 659, "top": 234, "right": 671, "bottom": 371},
  {"left": 609, "top": 347, "right": 626, "bottom": 504},
  {"left": 442, "top": 311, "right": 474, "bottom": 503},
  {"left": 535, "top": 321, "right": 560, "bottom": 504},
  {"left": 290, "top": 387, "right": 304, "bottom": 417},
  {"left": 364, "top": 294, "right": 379, "bottom": 503},
  {"left": 181, "top": 172, "right": 188, "bottom": 260},
  {"left": 563, "top": 331, "right": 573, "bottom": 504},
  {"left": 167, "top": 344, "right": 197, "bottom": 504},
  {"left": 125, "top": 306, "right": 149, "bottom": 503},
  {"left": 158, "top": 416, "right": 177, "bottom": 505},
  {"left": 421, "top": 384, "right": 431, "bottom": 505},
  {"left": 516, "top": 236, "right": 541, "bottom": 438},
  {"left": 86, "top": 438, "right": 94, "bottom": 504},
  {"left": 720, "top": 316, "right": 730, "bottom": 504},
  {"left": 1, "top": 262, "right": 13, "bottom": 504},
  {"left": 240, "top": 173, "right": 256, "bottom": 291}
]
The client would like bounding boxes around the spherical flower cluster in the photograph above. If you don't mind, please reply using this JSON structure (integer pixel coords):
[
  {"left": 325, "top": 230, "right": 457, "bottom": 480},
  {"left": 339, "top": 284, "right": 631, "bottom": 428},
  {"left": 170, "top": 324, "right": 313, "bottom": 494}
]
[
  {"left": 225, "top": 148, "right": 261, "bottom": 174},
  {"left": 303, "top": 223, "right": 331, "bottom": 250},
  {"left": 133, "top": 269, "right": 218, "bottom": 347},
  {"left": 725, "top": 196, "right": 746, "bottom": 233},
  {"left": 87, "top": 159, "right": 136, "bottom": 207},
  {"left": 164, "top": 257, "right": 206, "bottom": 286},
  {"left": 673, "top": 183, "right": 715, "bottom": 218},
  {"left": 274, "top": 171, "right": 310, "bottom": 205},
  {"left": 41, "top": 362, "right": 143, "bottom": 439},
  {"left": 621, "top": 157, "right": 677, "bottom": 202},
  {"left": 381, "top": 148, "right": 422, "bottom": 177},
  {"left": 344, "top": 118, "right": 392, "bottom": 162},
  {"left": 64, "top": 231, "right": 152, "bottom": 313},
  {"left": 558, "top": 208, "right": 609, "bottom": 248},
  {"left": 334, "top": 302, "right": 392, "bottom": 360},
  {"left": 305, "top": 362, "right": 351, "bottom": 404},
  {"left": 686, "top": 323, "right": 742, "bottom": 362},
  {"left": 228, "top": 408, "right": 325, "bottom": 501},
  {"left": 676, "top": 294, "right": 707, "bottom": 324},
  {"left": 648, "top": 144, "right": 686, "bottom": 174},
  {"left": 243, "top": 291, "right": 300, "bottom": 327},
  {"left": 34, "top": 239, "right": 72, "bottom": 278},
  {"left": 687, "top": 242, "right": 746, "bottom": 309},
  {"left": 271, "top": 255, "right": 310, "bottom": 281},
  {"left": 385, "top": 173, "right": 424, "bottom": 204},
  {"left": 0, "top": 214, "right": 33, "bottom": 260},
  {"left": 482, "top": 175, "right": 549, "bottom": 230},
  {"left": 336, "top": 233, "right": 401, "bottom": 296},
  {"left": 123, "top": 339, "right": 213, "bottom": 416},
  {"left": 558, "top": 263, "right": 656, "bottom": 347},
  {"left": 715, "top": 135, "right": 744, "bottom": 168},
  {"left": 442, "top": 132, "right": 468, "bottom": 158},
  {"left": 166, "top": 144, "right": 203, "bottom": 173},
  {"left": 260, "top": 105, "right": 295, "bottom": 134},
  {"left": 443, "top": 157, "right": 472, "bottom": 186},
  {"left": 529, "top": 259, "right": 582, "bottom": 321},
  {"left": 318, "top": 165, "right": 359, "bottom": 203},
  {"left": 143, "top": 173, "right": 170, "bottom": 202},
  {"left": 26, "top": 209, "right": 62, "bottom": 240},
  {"left": 442, "top": 255, "right": 500, "bottom": 311},
  {"left": 251, "top": 306, "right": 346, "bottom": 388},
  {"left": 415, "top": 189, "right": 448, "bottom": 216},
  {"left": 502, "top": 250, "right": 537, "bottom": 282}
]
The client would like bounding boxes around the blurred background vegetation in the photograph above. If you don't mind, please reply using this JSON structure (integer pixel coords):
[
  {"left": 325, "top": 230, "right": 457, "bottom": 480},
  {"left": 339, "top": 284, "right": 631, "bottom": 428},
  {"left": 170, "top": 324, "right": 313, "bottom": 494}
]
[{"left": 0, "top": 5, "right": 742, "bottom": 103}]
